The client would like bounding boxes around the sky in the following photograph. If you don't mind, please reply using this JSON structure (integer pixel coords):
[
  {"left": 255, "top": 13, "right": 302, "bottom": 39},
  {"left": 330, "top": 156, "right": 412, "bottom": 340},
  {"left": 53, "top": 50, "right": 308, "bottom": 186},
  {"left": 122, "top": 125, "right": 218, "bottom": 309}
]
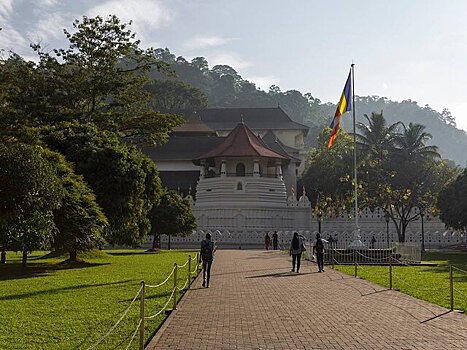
[{"left": 2, "top": 0, "right": 467, "bottom": 131}]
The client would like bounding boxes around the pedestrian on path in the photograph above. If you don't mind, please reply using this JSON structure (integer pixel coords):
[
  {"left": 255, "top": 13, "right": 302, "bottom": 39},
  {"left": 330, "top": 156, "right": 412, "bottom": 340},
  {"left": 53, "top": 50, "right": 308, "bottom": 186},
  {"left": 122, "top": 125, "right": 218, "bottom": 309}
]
[
  {"left": 264, "top": 232, "right": 271, "bottom": 250},
  {"left": 272, "top": 231, "right": 278, "bottom": 250},
  {"left": 200, "top": 233, "right": 214, "bottom": 288},
  {"left": 313, "top": 233, "right": 325, "bottom": 272},
  {"left": 289, "top": 232, "right": 304, "bottom": 273}
]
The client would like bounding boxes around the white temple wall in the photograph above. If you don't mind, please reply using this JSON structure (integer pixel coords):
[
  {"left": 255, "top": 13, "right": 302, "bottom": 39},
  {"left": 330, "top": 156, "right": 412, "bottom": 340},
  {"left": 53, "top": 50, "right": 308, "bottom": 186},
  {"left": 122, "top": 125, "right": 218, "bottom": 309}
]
[{"left": 160, "top": 206, "right": 465, "bottom": 249}]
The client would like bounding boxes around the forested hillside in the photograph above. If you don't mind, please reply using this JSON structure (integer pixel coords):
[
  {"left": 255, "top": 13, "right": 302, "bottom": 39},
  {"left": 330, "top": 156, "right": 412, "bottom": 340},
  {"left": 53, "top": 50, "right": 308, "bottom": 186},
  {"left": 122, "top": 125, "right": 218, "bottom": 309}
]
[{"left": 150, "top": 48, "right": 467, "bottom": 165}]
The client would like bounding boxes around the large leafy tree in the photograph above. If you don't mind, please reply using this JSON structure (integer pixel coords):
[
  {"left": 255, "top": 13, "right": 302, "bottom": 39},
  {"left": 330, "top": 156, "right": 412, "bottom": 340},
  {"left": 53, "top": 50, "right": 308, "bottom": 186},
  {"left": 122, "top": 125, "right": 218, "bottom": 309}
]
[
  {"left": 148, "top": 190, "right": 196, "bottom": 250},
  {"left": 302, "top": 129, "right": 355, "bottom": 214},
  {"left": 45, "top": 151, "right": 107, "bottom": 262},
  {"left": 357, "top": 119, "right": 457, "bottom": 242},
  {"left": 41, "top": 122, "right": 161, "bottom": 246},
  {"left": 438, "top": 169, "right": 467, "bottom": 232},
  {"left": 1, "top": 15, "right": 183, "bottom": 145},
  {"left": 0, "top": 143, "right": 63, "bottom": 270}
]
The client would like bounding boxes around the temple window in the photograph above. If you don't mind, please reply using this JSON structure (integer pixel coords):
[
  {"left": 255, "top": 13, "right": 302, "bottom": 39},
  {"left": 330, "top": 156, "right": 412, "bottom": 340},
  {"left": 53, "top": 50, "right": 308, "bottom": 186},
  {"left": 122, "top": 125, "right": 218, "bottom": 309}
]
[{"left": 236, "top": 163, "right": 245, "bottom": 177}]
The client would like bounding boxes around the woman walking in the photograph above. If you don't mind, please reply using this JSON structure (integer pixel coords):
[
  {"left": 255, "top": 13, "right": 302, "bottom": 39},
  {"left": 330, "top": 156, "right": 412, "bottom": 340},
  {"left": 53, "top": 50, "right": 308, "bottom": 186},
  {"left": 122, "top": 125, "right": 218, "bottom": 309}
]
[{"left": 289, "top": 232, "right": 303, "bottom": 273}]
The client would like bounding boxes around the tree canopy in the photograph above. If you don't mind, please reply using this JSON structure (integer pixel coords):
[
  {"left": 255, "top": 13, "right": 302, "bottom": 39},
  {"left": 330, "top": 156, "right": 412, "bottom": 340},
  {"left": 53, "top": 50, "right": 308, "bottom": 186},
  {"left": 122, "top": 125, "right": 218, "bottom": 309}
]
[{"left": 438, "top": 169, "right": 467, "bottom": 232}]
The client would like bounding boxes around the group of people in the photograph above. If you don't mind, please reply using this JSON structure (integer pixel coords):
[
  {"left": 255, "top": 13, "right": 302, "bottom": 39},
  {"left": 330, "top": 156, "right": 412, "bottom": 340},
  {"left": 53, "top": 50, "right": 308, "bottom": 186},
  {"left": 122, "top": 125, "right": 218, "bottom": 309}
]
[
  {"left": 264, "top": 231, "right": 279, "bottom": 250},
  {"left": 198, "top": 231, "right": 327, "bottom": 288},
  {"left": 288, "top": 232, "right": 325, "bottom": 273}
]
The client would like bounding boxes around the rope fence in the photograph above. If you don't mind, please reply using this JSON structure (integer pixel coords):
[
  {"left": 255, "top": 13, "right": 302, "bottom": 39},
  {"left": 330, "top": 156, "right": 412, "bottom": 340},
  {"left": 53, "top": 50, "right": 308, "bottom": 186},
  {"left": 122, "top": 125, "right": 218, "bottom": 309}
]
[{"left": 87, "top": 252, "right": 202, "bottom": 350}]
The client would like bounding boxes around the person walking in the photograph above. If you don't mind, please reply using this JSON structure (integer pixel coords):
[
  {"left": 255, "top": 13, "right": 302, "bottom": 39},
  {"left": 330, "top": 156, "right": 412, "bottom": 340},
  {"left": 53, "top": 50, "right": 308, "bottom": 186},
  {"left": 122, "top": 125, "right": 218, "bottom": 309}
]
[
  {"left": 200, "top": 233, "right": 214, "bottom": 288},
  {"left": 264, "top": 232, "right": 271, "bottom": 250},
  {"left": 313, "top": 233, "right": 325, "bottom": 272},
  {"left": 272, "top": 231, "right": 278, "bottom": 250},
  {"left": 289, "top": 232, "right": 303, "bottom": 273}
]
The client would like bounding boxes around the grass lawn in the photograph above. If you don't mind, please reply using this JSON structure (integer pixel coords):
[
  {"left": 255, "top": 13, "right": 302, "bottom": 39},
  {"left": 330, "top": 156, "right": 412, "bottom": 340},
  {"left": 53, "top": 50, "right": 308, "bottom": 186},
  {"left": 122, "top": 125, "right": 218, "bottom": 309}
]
[
  {"left": 0, "top": 249, "right": 198, "bottom": 350},
  {"left": 333, "top": 250, "right": 467, "bottom": 313}
]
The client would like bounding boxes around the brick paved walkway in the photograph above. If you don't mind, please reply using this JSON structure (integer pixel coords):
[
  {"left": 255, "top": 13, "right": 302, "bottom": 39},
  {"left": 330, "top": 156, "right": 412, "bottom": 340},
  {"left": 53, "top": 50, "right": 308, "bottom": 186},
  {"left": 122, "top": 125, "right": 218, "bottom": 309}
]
[{"left": 147, "top": 250, "right": 467, "bottom": 349}]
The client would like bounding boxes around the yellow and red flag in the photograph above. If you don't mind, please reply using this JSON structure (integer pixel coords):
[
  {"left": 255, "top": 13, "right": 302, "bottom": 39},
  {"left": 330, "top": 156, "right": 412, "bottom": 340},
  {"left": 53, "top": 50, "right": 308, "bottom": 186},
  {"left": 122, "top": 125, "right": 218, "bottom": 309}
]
[{"left": 328, "top": 70, "right": 352, "bottom": 148}]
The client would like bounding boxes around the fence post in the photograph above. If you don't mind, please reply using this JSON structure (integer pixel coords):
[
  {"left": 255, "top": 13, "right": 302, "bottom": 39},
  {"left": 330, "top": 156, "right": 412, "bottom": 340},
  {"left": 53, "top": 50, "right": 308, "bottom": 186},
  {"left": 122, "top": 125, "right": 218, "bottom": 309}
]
[
  {"left": 331, "top": 249, "right": 334, "bottom": 270},
  {"left": 389, "top": 258, "right": 392, "bottom": 290},
  {"left": 173, "top": 263, "right": 178, "bottom": 310},
  {"left": 187, "top": 255, "right": 191, "bottom": 288},
  {"left": 450, "top": 264, "right": 454, "bottom": 311},
  {"left": 140, "top": 281, "right": 145, "bottom": 350},
  {"left": 354, "top": 250, "right": 357, "bottom": 278}
]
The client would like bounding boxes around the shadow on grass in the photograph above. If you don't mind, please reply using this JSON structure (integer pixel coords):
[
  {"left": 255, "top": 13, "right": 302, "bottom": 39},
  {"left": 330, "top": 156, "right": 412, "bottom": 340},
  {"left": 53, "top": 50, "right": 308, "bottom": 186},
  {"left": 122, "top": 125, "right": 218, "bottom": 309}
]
[
  {"left": 106, "top": 251, "right": 149, "bottom": 256},
  {"left": 0, "top": 279, "right": 134, "bottom": 301},
  {"left": 0, "top": 261, "right": 110, "bottom": 282}
]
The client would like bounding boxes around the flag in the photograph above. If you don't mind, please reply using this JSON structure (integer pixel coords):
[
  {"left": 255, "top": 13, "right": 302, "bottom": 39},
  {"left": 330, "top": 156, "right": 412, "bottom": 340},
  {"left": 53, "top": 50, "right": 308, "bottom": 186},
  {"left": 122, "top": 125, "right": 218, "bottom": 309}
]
[{"left": 328, "top": 70, "right": 352, "bottom": 148}]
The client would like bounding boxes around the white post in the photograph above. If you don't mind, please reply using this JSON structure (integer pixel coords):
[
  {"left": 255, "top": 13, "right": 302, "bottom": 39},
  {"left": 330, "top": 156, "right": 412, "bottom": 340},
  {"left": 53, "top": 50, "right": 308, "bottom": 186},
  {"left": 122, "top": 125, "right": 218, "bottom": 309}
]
[{"left": 220, "top": 160, "right": 227, "bottom": 177}]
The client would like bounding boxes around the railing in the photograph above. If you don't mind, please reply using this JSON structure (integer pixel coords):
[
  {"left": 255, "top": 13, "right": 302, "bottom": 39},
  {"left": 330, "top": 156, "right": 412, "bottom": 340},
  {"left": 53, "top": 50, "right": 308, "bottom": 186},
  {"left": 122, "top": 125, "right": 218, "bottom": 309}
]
[
  {"left": 86, "top": 253, "right": 203, "bottom": 350},
  {"left": 306, "top": 241, "right": 421, "bottom": 265},
  {"left": 204, "top": 172, "right": 279, "bottom": 179}
]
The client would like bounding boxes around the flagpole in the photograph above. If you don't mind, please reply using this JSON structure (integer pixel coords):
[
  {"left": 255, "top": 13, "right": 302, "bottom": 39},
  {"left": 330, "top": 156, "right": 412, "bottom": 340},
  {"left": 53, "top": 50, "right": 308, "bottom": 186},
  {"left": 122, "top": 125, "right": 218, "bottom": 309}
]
[
  {"left": 350, "top": 63, "right": 364, "bottom": 248},
  {"left": 351, "top": 64, "right": 358, "bottom": 230}
]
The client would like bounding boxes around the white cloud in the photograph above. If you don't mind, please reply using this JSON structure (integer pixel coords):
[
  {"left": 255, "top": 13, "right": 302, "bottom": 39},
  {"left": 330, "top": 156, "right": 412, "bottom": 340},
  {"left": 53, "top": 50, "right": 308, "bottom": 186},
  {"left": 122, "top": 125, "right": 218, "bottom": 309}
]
[
  {"left": 382, "top": 83, "right": 388, "bottom": 89},
  {"left": 246, "top": 75, "right": 279, "bottom": 91},
  {"left": 0, "top": 24, "right": 29, "bottom": 53},
  {"left": 184, "top": 35, "right": 233, "bottom": 51},
  {"left": 28, "top": 12, "right": 73, "bottom": 41},
  {"left": 37, "top": 0, "right": 60, "bottom": 7},
  {"left": 0, "top": 0, "right": 14, "bottom": 21},
  {"left": 87, "top": 0, "right": 174, "bottom": 41},
  {"left": 207, "top": 52, "right": 252, "bottom": 70}
]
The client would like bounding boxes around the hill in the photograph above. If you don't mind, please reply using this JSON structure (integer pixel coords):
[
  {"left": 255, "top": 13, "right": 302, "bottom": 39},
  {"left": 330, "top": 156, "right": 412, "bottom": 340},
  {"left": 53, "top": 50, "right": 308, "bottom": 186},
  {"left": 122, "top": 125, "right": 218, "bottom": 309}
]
[{"left": 150, "top": 48, "right": 467, "bottom": 166}]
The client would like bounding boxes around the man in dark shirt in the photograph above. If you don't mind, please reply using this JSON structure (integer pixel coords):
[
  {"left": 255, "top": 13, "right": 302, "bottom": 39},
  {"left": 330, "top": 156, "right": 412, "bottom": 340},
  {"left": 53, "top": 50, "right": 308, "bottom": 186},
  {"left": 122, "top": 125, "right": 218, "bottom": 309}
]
[{"left": 200, "top": 233, "right": 214, "bottom": 288}]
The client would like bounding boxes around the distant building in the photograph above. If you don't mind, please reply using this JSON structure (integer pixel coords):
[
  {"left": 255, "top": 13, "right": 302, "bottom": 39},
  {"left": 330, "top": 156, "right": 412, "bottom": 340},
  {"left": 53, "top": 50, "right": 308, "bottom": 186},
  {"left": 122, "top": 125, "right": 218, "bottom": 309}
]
[{"left": 142, "top": 107, "right": 308, "bottom": 196}]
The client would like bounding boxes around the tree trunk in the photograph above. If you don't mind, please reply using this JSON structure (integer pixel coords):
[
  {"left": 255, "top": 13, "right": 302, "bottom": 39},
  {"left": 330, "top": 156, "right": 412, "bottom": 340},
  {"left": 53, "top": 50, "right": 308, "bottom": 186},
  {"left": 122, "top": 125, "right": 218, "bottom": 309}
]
[
  {"left": 1, "top": 247, "right": 6, "bottom": 264},
  {"left": 152, "top": 235, "right": 161, "bottom": 250},
  {"left": 168, "top": 234, "right": 171, "bottom": 250},
  {"left": 21, "top": 250, "right": 28, "bottom": 272},
  {"left": 69, "top": 250, "right": 78, "bottom": 262}
]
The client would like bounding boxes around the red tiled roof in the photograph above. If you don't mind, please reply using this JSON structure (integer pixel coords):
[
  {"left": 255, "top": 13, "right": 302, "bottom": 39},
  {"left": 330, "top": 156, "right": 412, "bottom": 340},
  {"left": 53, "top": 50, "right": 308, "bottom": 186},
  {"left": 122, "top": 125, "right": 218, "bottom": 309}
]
[{"left": 196, "top": 122, "right": 288, "bottom": 161}]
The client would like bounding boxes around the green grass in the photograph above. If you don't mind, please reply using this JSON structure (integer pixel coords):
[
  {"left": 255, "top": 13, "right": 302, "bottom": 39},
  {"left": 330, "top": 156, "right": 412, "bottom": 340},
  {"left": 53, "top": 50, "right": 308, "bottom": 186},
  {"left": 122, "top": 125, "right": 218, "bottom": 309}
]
[
  {"left": 333, "top": 251, "right": 467, "bottom": 313},
  {"left": 0, "top": 249, "right": 198, "bottom": 350}
]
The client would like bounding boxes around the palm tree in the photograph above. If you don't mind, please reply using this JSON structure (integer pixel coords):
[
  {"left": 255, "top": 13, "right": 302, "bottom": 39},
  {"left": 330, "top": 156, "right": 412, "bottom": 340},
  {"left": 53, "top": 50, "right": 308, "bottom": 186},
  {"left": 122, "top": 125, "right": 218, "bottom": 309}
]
[
  {"left": 355, "top": 111, "right": 400, "bottom": 163},
  {"left": 393, "top": 122, "right": 440, "bottom": 161}
]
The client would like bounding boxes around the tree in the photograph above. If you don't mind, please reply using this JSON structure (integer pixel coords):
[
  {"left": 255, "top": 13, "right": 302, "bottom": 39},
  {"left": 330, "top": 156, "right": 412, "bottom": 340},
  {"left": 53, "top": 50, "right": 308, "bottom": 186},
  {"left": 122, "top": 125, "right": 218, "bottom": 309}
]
[
  {"left": 393, "top": 122, "right": 440, "bottom": 162},
  {"left": 45, "top": 151, "right": 107, "bottom": 262},
  {"left": 438, "top": 168, "right": 467, "bottom": 232},
  {"left": 148, "top": 190, "right": 196, "bottom": 250},
  {"left": 302, "top": 129, "right": 355, "bottom": 214},
  {"left": 41, "top": 122, "right": 162, "bottom": 246},
  {"left": 0, "top": 143, "right": 63, "bottom": 270},
  {"left": 355, "top": 111, "right": 400, "bottom": 163},
  {"left": 21, "top": 15, "right": 183, "bottom": 145},
  {"left": 145, "top": 79, "right": 208, "bottom": 111},
  {"left": 357, "top": 118, "right": 454, "bottom": 242}
]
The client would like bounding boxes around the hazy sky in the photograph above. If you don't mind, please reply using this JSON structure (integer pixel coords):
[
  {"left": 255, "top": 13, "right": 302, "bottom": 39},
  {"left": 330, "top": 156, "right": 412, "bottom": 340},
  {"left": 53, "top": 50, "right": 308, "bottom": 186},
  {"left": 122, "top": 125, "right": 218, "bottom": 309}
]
[{"left": 2, "top": 0, "right": 467, "bottom": 131}]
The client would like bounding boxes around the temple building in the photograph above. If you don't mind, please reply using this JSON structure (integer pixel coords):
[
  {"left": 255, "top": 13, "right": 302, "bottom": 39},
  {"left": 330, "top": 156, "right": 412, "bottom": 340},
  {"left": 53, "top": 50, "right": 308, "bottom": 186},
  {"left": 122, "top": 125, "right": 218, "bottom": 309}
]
[
  {"left": 142, "top": 107, "right": 309, "bottom": 196},
  {"left": 190, "top": 121, "right": 311, "bottom": 239},
  {"left": 142, "top": 107, "right": 311, "bottom": 247}
]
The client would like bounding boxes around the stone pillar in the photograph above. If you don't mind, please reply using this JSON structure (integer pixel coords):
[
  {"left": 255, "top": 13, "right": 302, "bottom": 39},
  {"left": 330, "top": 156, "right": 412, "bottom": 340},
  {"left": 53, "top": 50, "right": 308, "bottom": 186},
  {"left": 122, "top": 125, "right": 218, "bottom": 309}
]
[
  {"left": 220, "top": 160, "right": 227, "bottom": 177},
  {"left": 275, "top": 160, "right": 283, "bottom": 180},
  {"left": 253, "top": 159, "right": 260, "bottom": 177}
]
